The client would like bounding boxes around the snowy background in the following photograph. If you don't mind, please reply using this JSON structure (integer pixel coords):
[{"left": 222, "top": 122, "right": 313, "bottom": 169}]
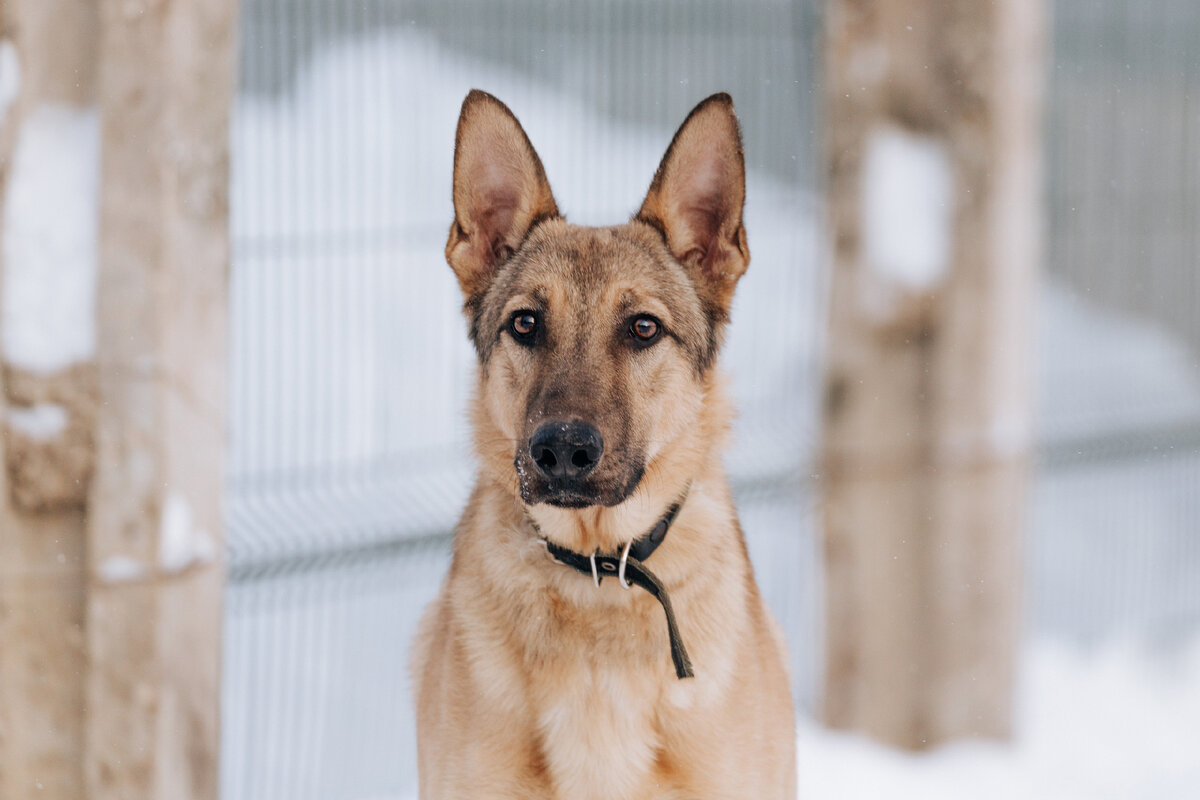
[{"left": 218, "top": 2, "right": 1200, "bottom": 798}]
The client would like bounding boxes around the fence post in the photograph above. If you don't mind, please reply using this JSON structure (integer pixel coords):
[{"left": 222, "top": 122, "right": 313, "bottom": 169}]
[
  {"left": 85, "top": 1, "right": 236, "bottom": 797},
  {"left": 0, "top": 0, "right": 237, "bottom": 797},
  {"left": 820, "top": 0, "right": 1045, "bottom": 748},
  {"left": 0, "top": 1, "right": 100, "bottom": 797}
]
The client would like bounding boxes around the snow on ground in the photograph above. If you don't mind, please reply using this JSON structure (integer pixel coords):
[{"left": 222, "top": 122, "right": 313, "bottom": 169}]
[
  {"left": 797, "top": 636, "right": 1200, "bottom": 800},
  {"left": 1040, "top": 285, "right": 1200, "bottom": 441}
]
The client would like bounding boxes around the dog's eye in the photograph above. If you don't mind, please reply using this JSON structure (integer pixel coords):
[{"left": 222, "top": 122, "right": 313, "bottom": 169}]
[
  {"left": 510, "top": 311, "right": 538, "bottom": 341},
  {"left": 630, "top": 316, "right": 661, "bottom": 345}
]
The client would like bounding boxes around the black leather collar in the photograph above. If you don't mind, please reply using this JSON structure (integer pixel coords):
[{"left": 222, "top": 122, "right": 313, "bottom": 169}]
[{"left": 531, "top": 488, "right": 694, "bottom": 680}]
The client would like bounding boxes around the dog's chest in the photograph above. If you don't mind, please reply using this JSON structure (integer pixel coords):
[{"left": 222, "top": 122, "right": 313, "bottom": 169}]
[{"left": 534, "top": 663, "right": 671, "bottom": 800}]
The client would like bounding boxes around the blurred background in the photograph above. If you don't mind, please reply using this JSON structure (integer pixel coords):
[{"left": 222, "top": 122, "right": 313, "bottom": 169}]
[
  {"left": 223, "top": 0, "right": 1199, "bottom": 796},
  {"left": 2, "top": 0, "right": 1198, "bottom": 798}
]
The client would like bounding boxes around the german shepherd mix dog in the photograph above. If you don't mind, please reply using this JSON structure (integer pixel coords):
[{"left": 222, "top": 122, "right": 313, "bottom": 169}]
[{"left": 414, "top": 90, "right": 796, "bottom": 799}]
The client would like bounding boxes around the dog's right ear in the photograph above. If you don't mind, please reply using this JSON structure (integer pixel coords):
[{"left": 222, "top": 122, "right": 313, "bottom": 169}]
[{"left": 446, "top": 90, "right": 559, "bottom": 302}]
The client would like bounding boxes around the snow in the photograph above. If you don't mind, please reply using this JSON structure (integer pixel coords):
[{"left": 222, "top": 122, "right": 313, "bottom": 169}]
[
  {"left": 0, "top": 39, "right": 17, "bottom": 123},
  {"left": 796, "top": 637, "right": 1200, "bottom": 799},
  {"left": 97, "top": 555, "right": 149, "bottom": 584},
  {"left": 4, "top": 402, "right": 67, "bottom": 440},
  {"left": 1, "top": 104, "right": 99, "bottom": 373},
  {"left": 1040, "top": 286, "right": 1200, "bottom": 441},
  {"left": 160, "top": 493, "right": 218, "bottom": 572},
  {"left": 861, "top": 124, "right": 953, "bottom": 291},
  {"left": 98, "top": 497, "right": 218, "bottom": 579}
]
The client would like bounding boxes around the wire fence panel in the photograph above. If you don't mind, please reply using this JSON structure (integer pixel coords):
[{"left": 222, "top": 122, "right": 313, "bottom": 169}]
[
  {"left": 1048, "top": 0, "right": 1200, "bottom": 353},
  {"left": 1035, "top": 0, "right": 1200, "bottom": 648},
  {"left": 222, "top": 1, "right": 1200, "bottom": 798}
]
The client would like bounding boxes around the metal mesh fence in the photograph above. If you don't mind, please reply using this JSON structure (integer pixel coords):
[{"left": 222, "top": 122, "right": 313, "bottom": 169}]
[
  {"left": 1047, "top": 0, "right": 1200, "bottom": 353},
  {"left": 1035, "top": 0, "right": 1200, "bottom": 643},
  {"left": 222, "top": 1, "right": 1200, "bottom": 798}
]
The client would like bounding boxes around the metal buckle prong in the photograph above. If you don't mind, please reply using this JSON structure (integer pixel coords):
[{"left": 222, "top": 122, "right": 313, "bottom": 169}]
[
  {"left": 618, "top": 540, "right": 633, "bottom": 590},
  {"left": 589, "top": 552, "right": 600, "bottom": 588}
]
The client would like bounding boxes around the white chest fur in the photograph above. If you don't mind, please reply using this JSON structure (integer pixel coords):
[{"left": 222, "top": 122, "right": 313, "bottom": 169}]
[{"left": 536, "top": 664, "right": 668, "bottom": 800}]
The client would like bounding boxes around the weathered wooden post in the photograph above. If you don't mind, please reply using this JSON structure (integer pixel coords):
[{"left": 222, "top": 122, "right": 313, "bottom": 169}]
[
  {"left": 820, "top": 0, "right": 1044, "bottom": 748},
  {"left": 85, "top": 2, "right": 237, "bottom": 797},
  {"left": 0, "top": 0, "right": 237, "bottom": 797},
  {"left": 1, "top": 2, "right": 100, "bottom": 795}
]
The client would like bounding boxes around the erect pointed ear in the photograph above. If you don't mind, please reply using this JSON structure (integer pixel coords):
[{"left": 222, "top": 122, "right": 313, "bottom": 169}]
[
  {"left": 637, "top": 93, "right": 749, "bottom": 317},
  {"left": 445, "top": 90, "right": 559, "bottom": 302}
]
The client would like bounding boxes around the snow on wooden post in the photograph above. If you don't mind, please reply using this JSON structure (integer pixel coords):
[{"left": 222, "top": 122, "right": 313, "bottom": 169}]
[
  {"left": 820, "top": 0, "right": 1044, "bottom": 748},
  {"left": 0, "top": 0, "right": 236, "bottom": 797}
]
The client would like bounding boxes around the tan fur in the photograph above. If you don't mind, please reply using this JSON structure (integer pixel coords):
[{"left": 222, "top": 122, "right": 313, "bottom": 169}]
[{"left": 414, "top": 91, "right": 796, "bottom": 799}]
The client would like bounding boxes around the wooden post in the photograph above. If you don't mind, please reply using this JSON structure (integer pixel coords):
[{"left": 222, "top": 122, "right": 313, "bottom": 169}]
[
  {"left": 820, "top": 0, "right": 1044, "bottom": 748},
  {"left": 85, "top": 1, "right": 237, "bottom": 797},
  {"left": 0, "top": 0, "right": 237, "bottom": 797},
  {"left": 1, "top": 2, "right": 99, "bottom": 797}
]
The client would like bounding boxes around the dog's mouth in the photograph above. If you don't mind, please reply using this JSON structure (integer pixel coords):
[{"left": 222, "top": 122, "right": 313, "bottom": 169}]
[
  {"left": 516, "top": 462, "right": 645, "bottom": 509},
  {"left": 542, "top": 491, "right": 599, "bottom": 509}
]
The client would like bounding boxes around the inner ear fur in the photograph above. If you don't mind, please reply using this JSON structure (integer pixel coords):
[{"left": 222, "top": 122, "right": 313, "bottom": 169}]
[
  {"left": 446, "top": 90, "right": 559, "bottom": 303},
  {"left": 637, "top": 93, "right": 749, "bottom": 317}
]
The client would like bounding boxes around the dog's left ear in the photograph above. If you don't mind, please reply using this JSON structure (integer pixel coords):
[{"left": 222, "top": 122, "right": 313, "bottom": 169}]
[
  {"left": 446, "top": 90, "right": 559, "bottom": 303},
  {"left": 637, "top": 93, "right": 748, "bottom": 317}
]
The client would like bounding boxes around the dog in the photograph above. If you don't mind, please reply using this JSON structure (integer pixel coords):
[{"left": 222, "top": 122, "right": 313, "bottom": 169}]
[{"left": 413, "top": 90, "right": 796, "bottom": 799}]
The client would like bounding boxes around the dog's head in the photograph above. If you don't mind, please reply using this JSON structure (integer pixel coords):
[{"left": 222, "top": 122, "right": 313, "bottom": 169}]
[{"left": 446, "top": 90, "right": 748, "bottom": 511}]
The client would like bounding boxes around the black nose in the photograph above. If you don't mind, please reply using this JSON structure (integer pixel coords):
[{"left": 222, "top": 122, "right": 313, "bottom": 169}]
[{"left": 529, "top": 422, "right": 603, "bottom": 481}]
